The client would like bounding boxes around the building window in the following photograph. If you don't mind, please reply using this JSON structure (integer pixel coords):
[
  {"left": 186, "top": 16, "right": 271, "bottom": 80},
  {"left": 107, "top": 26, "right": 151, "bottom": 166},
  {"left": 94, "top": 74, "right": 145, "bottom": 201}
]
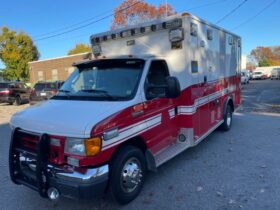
[
  {"left": 38, "top": 71, "right": 44, "bottom": 81},
  {"left": 52, "top": 69, "right": 58, "bottom": 81},
  {"left": 67, "top": 67, "right": 75, "bottom": 75}
]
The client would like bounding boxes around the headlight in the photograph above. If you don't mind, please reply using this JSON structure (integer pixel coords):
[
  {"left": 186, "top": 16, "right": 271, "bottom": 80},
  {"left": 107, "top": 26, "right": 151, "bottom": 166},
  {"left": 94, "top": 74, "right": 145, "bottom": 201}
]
[{"left": 64, "top": 137, "right": 101, "bottom": 156}]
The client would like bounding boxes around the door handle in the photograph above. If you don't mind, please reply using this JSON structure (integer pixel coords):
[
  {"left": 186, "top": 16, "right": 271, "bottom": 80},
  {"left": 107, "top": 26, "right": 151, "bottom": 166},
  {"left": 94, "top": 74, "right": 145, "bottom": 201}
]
[{"left": 204, "top": 75, "right": 207, "bottom": 83}]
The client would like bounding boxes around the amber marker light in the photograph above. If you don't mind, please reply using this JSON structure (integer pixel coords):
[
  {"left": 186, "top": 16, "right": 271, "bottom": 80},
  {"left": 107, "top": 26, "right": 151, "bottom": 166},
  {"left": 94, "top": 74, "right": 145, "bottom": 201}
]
[{"left": 85, "top": 137, "right": 102, "bottom": 156}]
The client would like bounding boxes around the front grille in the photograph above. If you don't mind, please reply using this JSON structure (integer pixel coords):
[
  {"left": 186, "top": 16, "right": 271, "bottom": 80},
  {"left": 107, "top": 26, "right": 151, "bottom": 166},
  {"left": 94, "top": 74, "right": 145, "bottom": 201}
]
[{"left": 18, "top": 130, "right": 40, "bottom": 153}]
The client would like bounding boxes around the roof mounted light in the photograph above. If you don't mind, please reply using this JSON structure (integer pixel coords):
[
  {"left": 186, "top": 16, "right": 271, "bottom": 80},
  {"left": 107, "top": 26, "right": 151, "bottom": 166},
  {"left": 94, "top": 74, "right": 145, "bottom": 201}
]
[
  {"left": 182, "top": 12, "right": 190, "bottom": 17},
  {"left": 94, "top": 37, "right": 100, "bottom": 43},
  {"left": 92, "top": 44, "right": 101, "bottom": 57},
  {"left": 169, "top": 28, "right": 184, "bottom": 42},
  {"left": 111, "top": 34, "right": 116, "bottom": 39},
  {"left": 151, "top": 24, "right": 157, "bottom": 31},
  {"left": 131, "top": 29, "right": 135, "bottom": 36}
]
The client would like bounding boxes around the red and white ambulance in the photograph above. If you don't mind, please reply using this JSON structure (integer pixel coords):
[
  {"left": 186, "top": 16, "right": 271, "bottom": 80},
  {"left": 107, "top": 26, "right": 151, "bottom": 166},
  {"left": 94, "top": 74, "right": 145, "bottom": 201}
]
[{"left": 9, "top": 12, "right": 241, "bottom": 204}]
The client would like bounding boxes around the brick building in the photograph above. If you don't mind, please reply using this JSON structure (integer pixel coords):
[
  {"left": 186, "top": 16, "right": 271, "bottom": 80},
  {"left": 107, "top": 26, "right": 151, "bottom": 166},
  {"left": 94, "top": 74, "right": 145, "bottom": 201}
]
[{"left": 28, "top": 52, "right": 91, "bottom": 84}]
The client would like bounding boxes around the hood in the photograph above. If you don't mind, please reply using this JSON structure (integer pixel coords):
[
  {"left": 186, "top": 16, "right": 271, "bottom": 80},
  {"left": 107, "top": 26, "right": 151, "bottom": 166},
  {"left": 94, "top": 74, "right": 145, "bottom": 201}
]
[{"left": 10, "top": 99, "right": 137, "bottom": 138}]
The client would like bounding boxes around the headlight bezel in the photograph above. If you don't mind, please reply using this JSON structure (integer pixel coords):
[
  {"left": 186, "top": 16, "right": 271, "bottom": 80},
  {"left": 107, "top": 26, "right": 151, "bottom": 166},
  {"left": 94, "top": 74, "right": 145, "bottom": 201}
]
[{"left": 64, "top": 137, "right": 102, "bottom": 156}]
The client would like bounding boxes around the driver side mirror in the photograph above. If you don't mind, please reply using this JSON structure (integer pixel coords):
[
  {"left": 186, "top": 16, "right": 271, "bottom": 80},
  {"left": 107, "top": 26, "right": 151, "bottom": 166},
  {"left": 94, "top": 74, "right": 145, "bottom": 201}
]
[
  {"left": 145, "top": 76, "right": 181, "bottom": 100},
  {"left": 165, "top": 76, "right": 181, "bottom": 98}
]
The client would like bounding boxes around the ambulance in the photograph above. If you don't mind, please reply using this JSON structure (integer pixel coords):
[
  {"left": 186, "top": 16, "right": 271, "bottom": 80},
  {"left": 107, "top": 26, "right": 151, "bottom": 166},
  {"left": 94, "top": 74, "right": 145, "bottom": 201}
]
[{"left": 9, "top": 12, "right": 241, "bottom": 204}]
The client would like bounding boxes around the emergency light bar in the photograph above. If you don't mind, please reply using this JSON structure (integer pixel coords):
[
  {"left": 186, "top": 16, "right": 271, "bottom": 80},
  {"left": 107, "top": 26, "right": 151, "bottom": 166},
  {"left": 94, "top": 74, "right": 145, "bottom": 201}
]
[
  {"left": 90, "top": 18, "right": 183, "bottom": 56},
  {"left": 91, "top": 18, "right": 182, "bottom": 45}
]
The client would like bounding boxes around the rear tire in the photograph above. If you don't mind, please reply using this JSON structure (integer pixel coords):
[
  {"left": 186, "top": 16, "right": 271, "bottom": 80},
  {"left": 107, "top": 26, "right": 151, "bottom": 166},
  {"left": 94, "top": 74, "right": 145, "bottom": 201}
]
[
  {"left": 220, "top": 105, "right": 233, "bottom": 131},
  {"left": 14, "top": 96, "right": 21, "bottom": 106},
  {"left": 109, "top": 145, "right": 146, "bottom": 204}
]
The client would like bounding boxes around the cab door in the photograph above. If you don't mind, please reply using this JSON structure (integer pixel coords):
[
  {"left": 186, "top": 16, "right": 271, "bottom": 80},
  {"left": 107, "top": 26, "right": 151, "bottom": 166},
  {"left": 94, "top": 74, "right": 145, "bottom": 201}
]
[{"left": 141, "top": 60, "right": 179, "bottom": 154}]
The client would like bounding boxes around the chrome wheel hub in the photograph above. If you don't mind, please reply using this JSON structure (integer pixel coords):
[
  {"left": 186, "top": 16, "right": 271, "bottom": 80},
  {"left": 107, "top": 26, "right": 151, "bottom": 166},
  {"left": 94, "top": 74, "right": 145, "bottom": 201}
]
[
  {"left": 120, "top": 157, "right": 143, "bottom": 193},
  {"left": 227, "top": 112, "right": 232, "bottom": 126}
]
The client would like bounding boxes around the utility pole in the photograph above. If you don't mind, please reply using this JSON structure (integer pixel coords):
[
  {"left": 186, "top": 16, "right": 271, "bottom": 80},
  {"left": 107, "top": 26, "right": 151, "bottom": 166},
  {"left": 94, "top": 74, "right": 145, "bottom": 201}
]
[{"left": 165, "top": 0, "right": 168, "bottom": 17}]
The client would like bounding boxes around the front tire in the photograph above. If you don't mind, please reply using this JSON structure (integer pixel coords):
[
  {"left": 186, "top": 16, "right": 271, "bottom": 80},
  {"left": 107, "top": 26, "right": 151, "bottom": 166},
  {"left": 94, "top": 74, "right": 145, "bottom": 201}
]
[
  {"left": 109, "top": 145, "right": 146, "bottom": 204},
  {"left": 220, "top": 105, "right": 233, "bottom": 131},
  {"left": 14, "top": 96, "right": 21, "bottom": 106}
]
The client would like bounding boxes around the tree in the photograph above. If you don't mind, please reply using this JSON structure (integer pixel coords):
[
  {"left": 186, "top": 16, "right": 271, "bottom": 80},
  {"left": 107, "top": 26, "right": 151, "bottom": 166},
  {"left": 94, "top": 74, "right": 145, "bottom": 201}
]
[
  {"left": 258, "top": 59, "right": 270, "bottom": 67},
  {"left": 111, "top": 0, "right": 176, "bottom": 29},
  {"left": 250, "top": 46, "right": 280, "bottom": 67},
  {"left": 68, "top": 43, "right": 91, "bottom": 55},
  {"left": 0, "top": 27, "right": 39, "bottom": 81}
]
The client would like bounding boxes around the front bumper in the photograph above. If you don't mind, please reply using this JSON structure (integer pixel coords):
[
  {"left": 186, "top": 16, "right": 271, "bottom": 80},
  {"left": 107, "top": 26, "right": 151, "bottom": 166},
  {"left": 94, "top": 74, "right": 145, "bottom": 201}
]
[
  {"left": 0, "top": 95, "right": 14, "bottom": 103},
  {"left": 9, "top": 128, "right": 109, "bottom": 200}
]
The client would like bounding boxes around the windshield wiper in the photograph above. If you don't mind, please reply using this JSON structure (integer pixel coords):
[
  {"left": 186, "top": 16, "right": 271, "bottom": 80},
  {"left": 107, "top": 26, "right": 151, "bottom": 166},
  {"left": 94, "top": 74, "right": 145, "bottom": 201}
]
[
  {"left": 58, "top": 89, "right": 70, "bottom": 93},
  {"left": 57, "top": 89, "right": 71, "bottom": 97},
  {"left": 80, "top": 89, "right": 119, "bottom": 100}
]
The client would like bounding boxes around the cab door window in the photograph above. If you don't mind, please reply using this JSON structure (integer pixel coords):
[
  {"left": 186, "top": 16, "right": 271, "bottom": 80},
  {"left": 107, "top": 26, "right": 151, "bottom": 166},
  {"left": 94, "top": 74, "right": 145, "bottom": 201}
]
[{"left": 145, "top": 60, "right": 169, "bottom": 100}]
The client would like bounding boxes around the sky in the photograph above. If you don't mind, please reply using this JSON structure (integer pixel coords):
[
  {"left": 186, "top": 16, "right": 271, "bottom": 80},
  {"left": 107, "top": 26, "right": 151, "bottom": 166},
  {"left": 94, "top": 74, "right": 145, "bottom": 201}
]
[{"left": 0, "top": 0, "right": 280, "bottom": 68}]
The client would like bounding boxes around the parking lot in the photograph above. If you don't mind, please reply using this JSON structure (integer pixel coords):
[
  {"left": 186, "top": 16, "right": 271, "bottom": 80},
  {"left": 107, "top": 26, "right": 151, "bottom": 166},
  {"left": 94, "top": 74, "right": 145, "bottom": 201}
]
[{"left": 0, "top": 80, "right": 280, "bottom": 210}]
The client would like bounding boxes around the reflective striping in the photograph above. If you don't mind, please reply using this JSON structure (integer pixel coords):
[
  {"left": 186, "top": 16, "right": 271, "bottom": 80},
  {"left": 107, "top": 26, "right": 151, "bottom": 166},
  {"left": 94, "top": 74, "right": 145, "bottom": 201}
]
[
  {"left": 101, "top": 85, "right": 237, "bottom": 149},
  {"left": 168, "top": 108, "right": 175, "bottom": 119},
  {"left": 178, "top": 86, "right": 236, "bottom": 115},
  {"left": 102, "top": 114, "right": 162, "bottom": 150}
]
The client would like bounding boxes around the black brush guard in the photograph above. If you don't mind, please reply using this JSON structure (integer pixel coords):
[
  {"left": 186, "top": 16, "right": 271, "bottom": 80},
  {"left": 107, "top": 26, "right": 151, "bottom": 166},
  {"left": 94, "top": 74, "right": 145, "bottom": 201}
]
[{"left": 9, "top": 128, "right": 50, "bottom": 197}]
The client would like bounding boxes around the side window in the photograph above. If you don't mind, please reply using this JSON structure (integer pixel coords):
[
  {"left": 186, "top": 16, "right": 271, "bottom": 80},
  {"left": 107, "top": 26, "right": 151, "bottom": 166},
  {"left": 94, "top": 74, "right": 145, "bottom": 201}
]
[
  {"left": 191, "top": 61, "right": 198, "bottom": 73},
  {"left": 14, "top": 83, "right": 20, "bottom": 88},
  {"left": 207, "top": 29, "right": 213, "bottom": 40},
  {"left": 190, "top": 23, "right": 198, "bottom": 37},
  {"left": 228, "top": 36, "right": 233, "bottom": 45},
  {"left": 145, "top": 60, "right": 169, "bottom": 100}
]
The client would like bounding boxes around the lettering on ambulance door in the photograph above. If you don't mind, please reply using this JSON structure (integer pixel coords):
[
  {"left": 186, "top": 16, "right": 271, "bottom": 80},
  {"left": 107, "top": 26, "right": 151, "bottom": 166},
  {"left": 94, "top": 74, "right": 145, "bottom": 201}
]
[{"left": 144, "top": 60, "right": 178, "bottom": 153}]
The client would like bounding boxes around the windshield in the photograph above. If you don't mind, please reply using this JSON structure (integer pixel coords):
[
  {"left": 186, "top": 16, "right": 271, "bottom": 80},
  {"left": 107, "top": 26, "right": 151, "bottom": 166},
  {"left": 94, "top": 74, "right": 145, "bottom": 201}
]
[
  {"left": 34, "top": 83, "right": 56, "bottom": 91},
  {"left": 53, "top": 59, "right": 145, "bottom": 101},
  {"left": 254, "top": 72, "right": 262, "bottom": 75},
  {"left": 0, "top": 83, "right": 9, "bottom": 88}
]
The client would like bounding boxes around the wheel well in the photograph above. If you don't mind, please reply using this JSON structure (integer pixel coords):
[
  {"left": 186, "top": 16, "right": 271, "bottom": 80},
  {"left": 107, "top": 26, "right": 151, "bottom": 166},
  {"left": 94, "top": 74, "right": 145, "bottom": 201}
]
[
  {"left": 110, "top": 136, "right": 147, "bottom": 163},
  {"left": 228, "top": 98, "right": 234, "bottom": 112}
]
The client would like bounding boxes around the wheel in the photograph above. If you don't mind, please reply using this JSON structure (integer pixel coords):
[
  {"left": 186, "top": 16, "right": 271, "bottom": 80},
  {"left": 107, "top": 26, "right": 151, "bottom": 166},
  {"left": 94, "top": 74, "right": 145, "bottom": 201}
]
[
  {"left": 109, "top": 145, "right": 146, "bottom": 204},
  {"left": 220, "top": 105, "right": 233, "bottom": 131},
  {"left": 14, "top": 96, "right": 21, "bottom": 106}
]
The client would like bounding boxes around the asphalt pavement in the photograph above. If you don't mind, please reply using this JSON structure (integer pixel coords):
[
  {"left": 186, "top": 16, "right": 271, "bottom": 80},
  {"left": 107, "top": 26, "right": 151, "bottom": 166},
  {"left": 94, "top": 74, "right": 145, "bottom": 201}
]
[{"left": 0, "top": 80, "right": 280, "bottom": 210}]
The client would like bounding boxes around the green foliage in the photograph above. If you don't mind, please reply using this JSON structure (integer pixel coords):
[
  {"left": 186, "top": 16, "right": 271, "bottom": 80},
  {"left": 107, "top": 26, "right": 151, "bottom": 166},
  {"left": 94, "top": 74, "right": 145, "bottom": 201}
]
[
  {"left": 68, "top": 43, "right": 91, "bottom": 55},
  {"left": 259, "top": 59, "right": 271, "bottom": 67},
  {"left": 0, "top": 27, "right": 40, "bottom": 81}
]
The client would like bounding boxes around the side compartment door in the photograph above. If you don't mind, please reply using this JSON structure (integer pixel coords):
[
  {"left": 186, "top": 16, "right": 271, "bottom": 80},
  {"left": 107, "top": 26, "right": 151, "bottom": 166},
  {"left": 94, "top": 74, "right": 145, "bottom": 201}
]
[
  {"left": 142, "top": 60, "right": 179, "bottom": 154},
  {"left": 189, "top": 21, "right": 210, "bottom": 139}
]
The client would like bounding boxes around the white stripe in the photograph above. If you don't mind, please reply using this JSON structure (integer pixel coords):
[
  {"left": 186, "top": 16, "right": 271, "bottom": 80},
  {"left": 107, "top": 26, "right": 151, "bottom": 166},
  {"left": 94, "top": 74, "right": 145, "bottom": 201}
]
[
  {"left": 103, "top": 122, "right": 161, "bottom": 150},
  {"left": 168, "top": 108, "right": 175, "bottom": 119},
  {"left": 178, "top": 86, "right": 236, "bottom": 115},
  {"left": 102, "top": 114, "right": 162, "bottom": 150}
]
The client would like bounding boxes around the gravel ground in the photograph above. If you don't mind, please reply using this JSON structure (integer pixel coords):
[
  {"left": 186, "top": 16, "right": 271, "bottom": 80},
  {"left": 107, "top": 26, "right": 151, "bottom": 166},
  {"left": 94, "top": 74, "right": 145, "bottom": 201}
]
[{"left": 0, "top": 103, "right": 29, "bottom": 124}]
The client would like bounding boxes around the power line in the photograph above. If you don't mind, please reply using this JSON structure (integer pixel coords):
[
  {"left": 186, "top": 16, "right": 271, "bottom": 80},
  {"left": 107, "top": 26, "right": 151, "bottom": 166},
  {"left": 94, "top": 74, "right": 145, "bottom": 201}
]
[
  {"left": 186, "top": 0, "right": 230, "bottom": 11},
  {"left": 231, "top": 0, "right": 277, "bottom": 30},
  {"left": 33, "top": 8, "right": 114, "bottom": 39},
  {"left": 34, "top": 1, "right": 141, "bottom": 42},
  {"left": 216, "top": 0, "right": 249, "bottom": 24}
]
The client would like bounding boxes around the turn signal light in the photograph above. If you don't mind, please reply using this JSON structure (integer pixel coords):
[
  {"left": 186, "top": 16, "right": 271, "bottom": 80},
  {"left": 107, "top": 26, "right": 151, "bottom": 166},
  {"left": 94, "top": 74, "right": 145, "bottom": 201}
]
[{"left": 85, "top": 137, "right": 101, "bottom": 156}]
